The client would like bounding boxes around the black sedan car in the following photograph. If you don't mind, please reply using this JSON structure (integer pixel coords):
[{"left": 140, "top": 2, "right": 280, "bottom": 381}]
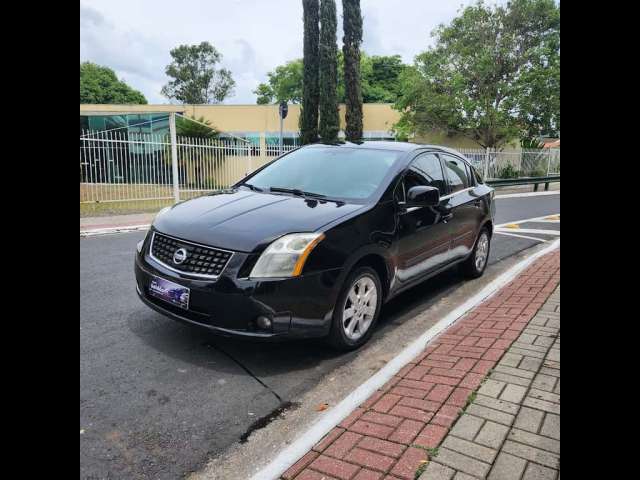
[{"left": 135, "top": 142, "right": 495, "bottom": 349}]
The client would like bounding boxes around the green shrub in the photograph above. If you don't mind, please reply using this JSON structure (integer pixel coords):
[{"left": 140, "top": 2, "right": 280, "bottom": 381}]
[
  {"left": 498, "top": 164, "right": 520, "bottom": 179},
  {"left": 528, "top": 168, "right": 546, "bottom": 177}
]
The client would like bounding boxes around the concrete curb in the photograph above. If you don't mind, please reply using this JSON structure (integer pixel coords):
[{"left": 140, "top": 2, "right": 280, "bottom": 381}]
[
  {"left": 494, "top": 191, "right": 559, "bottom": 199},
  {"left": 80, "top": 224, "right": 150, "bottom": 237}
]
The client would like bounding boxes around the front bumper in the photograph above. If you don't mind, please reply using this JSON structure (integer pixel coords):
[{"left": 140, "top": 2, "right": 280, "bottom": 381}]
[{"left": 134, "top": 247, "right": 342, "bottom": 340}]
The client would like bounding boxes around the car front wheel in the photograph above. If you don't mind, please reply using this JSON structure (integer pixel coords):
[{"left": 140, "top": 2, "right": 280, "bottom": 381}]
[{"left": 326, "top": 266, "right": 382, "bottom": 350}]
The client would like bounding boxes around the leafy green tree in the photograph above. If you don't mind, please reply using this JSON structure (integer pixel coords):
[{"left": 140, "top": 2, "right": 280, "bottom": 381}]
[
  {"left": 364, "top": 55, "right": 407, "bottom": 103},
  {"left": 173, "top": 115, "right": 221, "bottom": 189},
  {"left": 342, "top": 0, "right": 363, "bottom": 141},
  {"left": 395, "top": 0, "right": 560, "bottom": 149},
  {"left": 254, "top": 59, "right": 304, "bottom": 104},
  {"left": 513, "top": 1, "right": 560, "bottom": 143},
  {"left": 301, "top": 0, "right": 320, "bottom": 144},
  {"left": 80, "top": 62, "right": 147, "bottom": 104},
  {"left": 318, "top": 0, "right": 340, "bottom": 142},
  {"left": 161, "top": 42, "right": 235, "bottom": 104},
  {"left": 176, "top": 115, "right": 219, "bottom": 138},
  {"left": 256, "top": 53, "right": 407, "bottom": 105}
]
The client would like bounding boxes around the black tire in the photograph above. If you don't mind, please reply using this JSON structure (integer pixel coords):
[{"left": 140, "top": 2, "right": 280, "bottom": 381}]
[
  {"left": 326, "top": 266, "right": 383, "bottom": 351},
  {"left": 462, "top": 227, "right": 491, "bottom": 279}
]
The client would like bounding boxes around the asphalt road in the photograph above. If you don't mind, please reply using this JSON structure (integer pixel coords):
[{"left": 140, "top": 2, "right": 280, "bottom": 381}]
[{"left": 80, "top": 193, "right": 559, "bottom": 480}]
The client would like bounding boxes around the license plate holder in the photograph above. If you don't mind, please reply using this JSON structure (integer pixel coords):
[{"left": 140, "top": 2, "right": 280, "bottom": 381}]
[{"left": 148, "top": 276, "right": 190, "bottom": 310}]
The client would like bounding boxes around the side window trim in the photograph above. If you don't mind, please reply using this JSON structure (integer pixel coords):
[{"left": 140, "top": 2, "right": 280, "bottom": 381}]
[{"left": 393, "top": 173, "right": 407, "bottom": 204}]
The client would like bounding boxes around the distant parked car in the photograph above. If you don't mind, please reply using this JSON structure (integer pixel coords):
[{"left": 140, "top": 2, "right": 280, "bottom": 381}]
[{"left": 135, "top": 142, "right": 495, "bottom": 350}]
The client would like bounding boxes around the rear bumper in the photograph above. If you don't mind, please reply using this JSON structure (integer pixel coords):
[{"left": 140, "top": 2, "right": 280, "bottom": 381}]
[{"left": 134, "top": 251, "right": 342, "bottom": 340}]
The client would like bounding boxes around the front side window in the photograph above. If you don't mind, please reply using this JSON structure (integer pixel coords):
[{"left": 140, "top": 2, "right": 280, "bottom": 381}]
[
  {"left": 442, "top": 154, "right": 470, "bottom": 194},
  {"left": 245, "top": 146, "right": 402, "bottom": 201},
  {"left": 395, "top": 153, "right": 446, "bottom": 203}
]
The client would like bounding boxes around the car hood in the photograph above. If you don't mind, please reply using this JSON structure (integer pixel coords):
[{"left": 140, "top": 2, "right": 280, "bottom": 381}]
[{"left": 153, "top": 189, "right": 365, "bottom": 252}]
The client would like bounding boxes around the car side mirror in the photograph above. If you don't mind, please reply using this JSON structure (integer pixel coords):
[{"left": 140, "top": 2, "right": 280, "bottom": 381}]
[{"left": 406, "top": 186, "right": 440, "bottom": 207}]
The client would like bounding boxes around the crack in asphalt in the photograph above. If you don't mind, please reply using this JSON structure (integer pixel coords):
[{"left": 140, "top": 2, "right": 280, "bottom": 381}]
[
  {"left": 202, "top": 341, "right": 303, "bottom": 444},
  {"left": 239, "top": 401, "right": 300, "bottom": 444},
  {"left": 203, "top": 341, "right": 283, "bottom": 403}
]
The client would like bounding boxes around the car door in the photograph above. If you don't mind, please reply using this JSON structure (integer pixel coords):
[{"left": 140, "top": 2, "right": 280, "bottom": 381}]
[
  {"left": 439, "top": 153, "right": 483, "bottom": 260},
  {"left": 394, "top": 152, "right": 453, "bottom": 287}
]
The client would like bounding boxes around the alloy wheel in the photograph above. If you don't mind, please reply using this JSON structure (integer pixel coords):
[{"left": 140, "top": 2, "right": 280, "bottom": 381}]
[
  {"left": 475, "top": 232, "right": 489, "bottom": 272},
  {"left": 342, "top": 275, "right": 378, "bottom": 341}
]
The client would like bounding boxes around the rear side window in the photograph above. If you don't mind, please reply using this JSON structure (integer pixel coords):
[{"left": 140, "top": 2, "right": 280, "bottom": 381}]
[{"left": 442, "top": 154, "right": 470, "bottom": 194}]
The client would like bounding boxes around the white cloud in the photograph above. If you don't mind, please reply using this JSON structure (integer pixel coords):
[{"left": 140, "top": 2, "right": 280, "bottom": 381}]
[{"left": 80, "top": 0, "right": 493, "bottom": 104}]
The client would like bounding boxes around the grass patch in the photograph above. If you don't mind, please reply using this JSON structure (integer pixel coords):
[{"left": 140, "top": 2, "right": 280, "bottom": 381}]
[
  {"left": 426, "top": 447, "right": 439, "bottom": 457},
  {"left": 463, "top": 391, "right": 477, "bottom": 411},
  {"left": 414, "top": 460, "right": 429, "bottom": 479}
]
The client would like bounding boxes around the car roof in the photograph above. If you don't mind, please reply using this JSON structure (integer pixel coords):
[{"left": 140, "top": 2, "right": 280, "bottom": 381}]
[{"left": 304, "top": 141, "right": 466, "bottom": 156}]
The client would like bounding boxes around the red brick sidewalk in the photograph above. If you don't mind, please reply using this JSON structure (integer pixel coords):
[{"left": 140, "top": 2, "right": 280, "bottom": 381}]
[{"left": 281, "top": 249, "right": 560, "bottom": 480}]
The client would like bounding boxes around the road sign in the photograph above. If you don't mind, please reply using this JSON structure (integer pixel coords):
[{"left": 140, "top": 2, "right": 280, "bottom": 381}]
[
  {"left": 279, "top": 101, "right": 288, "bottom": 119},
  {"left": 279, "top": 101, "right": 288, "bottom": 155}
]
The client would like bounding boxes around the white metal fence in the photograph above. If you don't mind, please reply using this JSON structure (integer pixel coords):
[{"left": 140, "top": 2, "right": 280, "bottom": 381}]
[
  {"left": 458, "top": 148, "right": 560, "bottom": 180},
  {"left": 80, "top": 130, "right": 559, "bottom": 215},
  {"left": 80, "top": 129, "right": 299, "bottom": 215}
]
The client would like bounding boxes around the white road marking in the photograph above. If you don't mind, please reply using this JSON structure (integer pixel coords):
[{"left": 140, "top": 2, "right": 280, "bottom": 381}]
[
  {"left": 496, "top": 228, "right": 560, "bottom": 236},
  {"left": 495, "top": 213, "right": 560, "bottom": 228},
  {"left": 494, "top": 190, "right": 560, "bottom": 199},
  {"left": 494, "top": 231, "right": 547, "bottom": 242},
  {"left": 249, "top": 239, "right": 560, "bottom": 480}
]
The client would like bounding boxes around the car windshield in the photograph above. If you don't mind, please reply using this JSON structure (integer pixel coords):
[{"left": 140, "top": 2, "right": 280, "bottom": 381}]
[{"left": 243, "top": 146, "right": 402, "bottom": 200}]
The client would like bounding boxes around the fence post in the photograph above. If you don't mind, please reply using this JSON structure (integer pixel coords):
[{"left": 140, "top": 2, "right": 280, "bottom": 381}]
[
  {"left": 260, "top": 132, "right": 267, "bottom": 164},
  {"left": 246, "top": 140, "right": 251, "bottom": 176},
  {"left": 169, "top": 112, "right": 180, "bottom": 202},
  {"left": 484, "top": 148, "right": 490, "bottom": 180},
  {"left": 546, "top": 148, "right": 552, "bottom": 175}
]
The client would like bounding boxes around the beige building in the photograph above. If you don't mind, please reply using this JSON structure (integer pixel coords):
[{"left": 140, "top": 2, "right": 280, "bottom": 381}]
[
  {"left": 80, "top": 103, "right": 400, "bottom": 140},
  {"left": 80, "top": 103, "right": 517, "bottom": 150}
]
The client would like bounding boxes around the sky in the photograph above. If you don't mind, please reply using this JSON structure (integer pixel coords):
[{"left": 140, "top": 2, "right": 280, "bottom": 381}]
[{"left": 80, "top": 0, "right": 498, "bottom": 104}]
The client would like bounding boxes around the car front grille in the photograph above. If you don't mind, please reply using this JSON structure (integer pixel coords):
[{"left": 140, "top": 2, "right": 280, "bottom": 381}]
[{"left": 150, "top": 231, "right": 233, "bottom": 278}]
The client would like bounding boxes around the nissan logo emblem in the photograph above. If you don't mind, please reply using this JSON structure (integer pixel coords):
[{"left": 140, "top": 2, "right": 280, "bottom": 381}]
[{"left": 173, "top": 248, "right": 188, "bottom": 265}]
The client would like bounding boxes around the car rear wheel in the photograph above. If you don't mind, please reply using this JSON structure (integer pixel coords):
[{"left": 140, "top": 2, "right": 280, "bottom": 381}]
[
  {"left": 462, "top": 227, "right": 491, "bottom": 278},
  {"left": 326, "top": 266, "right": 382, "bottom": 350}
]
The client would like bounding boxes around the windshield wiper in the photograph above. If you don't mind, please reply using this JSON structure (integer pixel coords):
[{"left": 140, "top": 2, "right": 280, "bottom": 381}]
[
  {"left": 242, "top": 183, "right": 263, "bottom": 192},
  {"left": 269, "top": 187, "right": 326, "bottom": 198}
]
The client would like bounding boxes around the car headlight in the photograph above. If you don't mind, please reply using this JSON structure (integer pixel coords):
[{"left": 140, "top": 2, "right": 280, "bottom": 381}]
[{"left": 250, "top": 232, "right": 325, "bottom": 278}]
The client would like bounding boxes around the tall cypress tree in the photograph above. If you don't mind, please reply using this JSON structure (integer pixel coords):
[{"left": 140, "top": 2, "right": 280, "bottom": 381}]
[
  {"left": 318, "top": 0, "right": 340, "bottom": 142},
  {"left": 342, "top": 0, "right": 363, "bottom": 141},
  {"left": 300, "top": 0, "right": 320, "bottom": 144}
]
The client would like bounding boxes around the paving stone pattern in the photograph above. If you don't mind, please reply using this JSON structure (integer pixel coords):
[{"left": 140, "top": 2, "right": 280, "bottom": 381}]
[
  {"left": 280, "top": 250, "right": 559, "bottom": 480},
  {"left": 420, "top": 286, "right": 560, "bottom": 480}
]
